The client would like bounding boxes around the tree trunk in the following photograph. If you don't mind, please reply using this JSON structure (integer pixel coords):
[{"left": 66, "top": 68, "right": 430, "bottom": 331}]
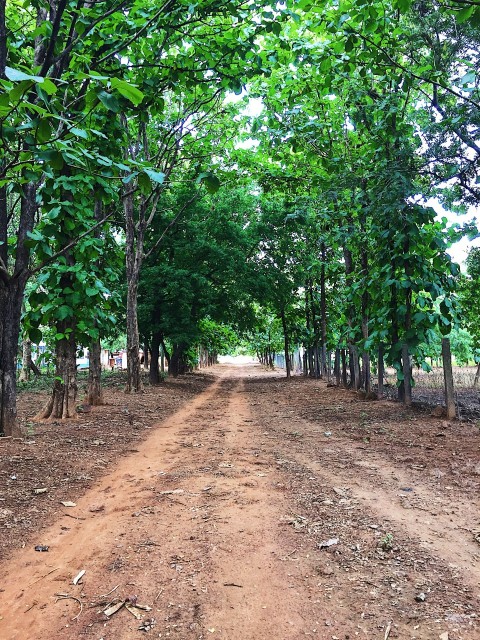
[
  {"left": 170, "top": 343, "right": 186, "bottom": 377},
  {"left": 85, "top": 199, "right": 104, "bottom": 407},
  {"left": 123, "top": 157, "right": 145, "bottom": 393},
  {"left": 339, "top": 349, "right": 346, "bottom": 387},
  {"left": 350, "top": 345, "right": 360, "bottom": 390},
  {"left": 335, "top": 348, "right": 341, "bottom": 386},
  {"left": 280, "top": 309, "right": 290, "bottom": 379},
  {"left": 314, "top": 345, "right": 321, "bottom": 378},
  {"left": 362, "top": 351, "right": 371, "bottom": 393},
  {"left": 143, "top": 341, "right": 149, "bottom": 370},
  {"left": 320, "top": 242, "right": 328, "bottom": 378},
  {"left": 19, "top": 338, "right": 32, "bottom": 382},
  {"left": 473, "top": 362, "right": 480, "bottom": 388},
  {"left": 87, "top": 336, "right": 103, "bottom": 406},
  {"left": 36, "top": 320, "right": 78, "bottom": 420},
  {"left": 149, "top": 332, "right": 161, "bottom": 385},
  {"left": 359, "top": 209, "right": 370, "bottom": 393},
  {"left": 402, "top": 343, "right": 412, "bottom": 407},
  {"left": 0, "top": 280, "right": 28, "bottom": 436},
  {"left": 0, "top": 183, "right": 37, "bottom": 436},
  {"left": 442, "top": 338, "right": 456, "bottom": 419},
  {"left": 377, "top": 344, "right": 384, "bottom": 399}
]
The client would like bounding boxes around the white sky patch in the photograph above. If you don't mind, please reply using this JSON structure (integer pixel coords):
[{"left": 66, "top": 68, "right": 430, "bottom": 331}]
[{"left": 425, "top": 198, "right": 480, "bottom": 267}]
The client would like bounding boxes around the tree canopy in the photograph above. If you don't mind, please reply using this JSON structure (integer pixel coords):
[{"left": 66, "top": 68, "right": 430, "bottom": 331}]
[{"left": 1, "top": 0, "right": 479, "bottom": 434}]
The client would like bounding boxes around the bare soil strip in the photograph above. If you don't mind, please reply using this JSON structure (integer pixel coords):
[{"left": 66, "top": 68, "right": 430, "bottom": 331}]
[{"left": 0, "top": 364, "right": 478, "bottom": 640}]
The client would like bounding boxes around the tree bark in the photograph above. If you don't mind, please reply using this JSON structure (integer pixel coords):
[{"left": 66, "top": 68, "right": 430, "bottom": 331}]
[
  {"left": 143, "top": 341, "right": 149, "bottom": 370},
  {"left": 19, "top": 339, "right": 32, "bottom": 382},
  {"left": 341, "top": 349, "right": 348, "bottom": 387},
  {"left": 442, "top": 337, "right": 456, "bottom": 419},
  {"left": 377, "top": 344, "right": 384, "bottom": 399},
  {"left": 86, "top": 199, "right": 104, "bottom": 406},
  {"left": 335, "top": 348, "right": 341, "bottom": 386},
  {"left": 36, "top": 320, "right": 78, "bottom": 420},
  {"left": 87, "top": 336, "right": 103, "bottom": 406},
  {"left": 0, "top": 183, "right": 37, "bottom": 436},
  {"left": 320, "top": 243, "right": 328, "bottom": 378},
  {"left": 170, "top": 343, "right": 187, "bottom": 377},
  {"left": 350, "top": 345, "right": 360, "bottom": 390},
  {"left": 149, "top": 331, "right": 162, "bottom": 385},
  {"left": 402, "top": 343, "right": 412, "bottom": 407},
  {"left": 280, "top": 309, "right": 290, "bottom": 379},
  {"left": 124, "top": 186, "right": 144, "bottom": 393},
  {"left": 473, "top": 362, "right": 480, "bottom": 388}
]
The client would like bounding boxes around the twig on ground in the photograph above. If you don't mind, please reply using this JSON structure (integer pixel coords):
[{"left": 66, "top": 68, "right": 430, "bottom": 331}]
[
  {"left": 27, "top": 567, "right": 60, "bottom": 587},
  {"left": 54, "top": 593, "right": 83, "bottom": 620}
]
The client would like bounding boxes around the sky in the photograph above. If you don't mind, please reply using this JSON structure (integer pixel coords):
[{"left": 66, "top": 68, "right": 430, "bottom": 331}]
[{"left": 426, "top": 198, "right": 480, "bottom": 268}]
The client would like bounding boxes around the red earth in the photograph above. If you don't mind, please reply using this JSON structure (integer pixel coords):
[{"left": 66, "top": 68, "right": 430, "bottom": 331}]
[{"left": 0, "top": 363, "right": 479, "bottom": 639}]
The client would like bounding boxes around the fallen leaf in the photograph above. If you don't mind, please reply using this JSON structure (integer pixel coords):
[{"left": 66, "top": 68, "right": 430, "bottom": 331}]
[
  {"left": 61, "top": 501, "right": 76, "bottom": 508},
  {"left": 125, "top": 603, "right": 142, "bottom": 619},
  {"left": 103, "top": 600, "right": 124, "bottom": 617}
]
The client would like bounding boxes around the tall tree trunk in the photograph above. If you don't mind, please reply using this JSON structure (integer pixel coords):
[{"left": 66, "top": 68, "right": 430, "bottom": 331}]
[
  {"left": 340, "top": 348, "right": 347, "bottom": 387},
  {"left": 86, "top": 200, "right": 104, "bottom": 406},
  {"left": 473, "top": 362, "right": 480, "bottom": 388},
  {"left": 36, "top": 319, "right": 78, "bottom": 420},
  {"left": 149, "top": 332, "right": 161, "bottom": 385},
  {"left": 402, "top": 343, "right": 412, "bottom": 407},
  {"left": 87, "top": 336, "right": 103, "bottom": 406},
  {"left": 334, "top": 348, "right": 341, "bottom": 386},
  {"left": 280, "top": 309, "right": 291, "bottom": 379},
  {"left": 143, "top": 341, "right": 149, "bottom": 370},
  {"left": 0, "top": 184, "right": 37, "bottom": 436},
  {"left": 350, "top": 345, "right": 361, "bottom": 390},
  {"left": 320, "top": 242, "right": 328, "bottom": 378},
  {"left": 377, "top": 344, "right": 385, "bottom": 399},
  {"left": 0, "top": 280, "right": 28, "bottom": 436},
  {"left": 19, "top": 338, "right": 32, "bottom": 382},
  {"left": 170, "top": 343, "right": 186, "bottom": 377},
  {"left": 442, "top": 338, "right": 456, "bottom": 419},
  {"left": 391, "top": 282, "right": 404, "bottom": 402},
  {"left": 124, "top": 187, "right": 144, "bottom": 393},
  {"left": 314, "top": 345, "right": 321, "bottom": 378},
  {"left": 305, "top": 281, "right": 314, "bottom": 377},
  {"left": 160, "top": 344, "right": 165, "bottom": 373}
]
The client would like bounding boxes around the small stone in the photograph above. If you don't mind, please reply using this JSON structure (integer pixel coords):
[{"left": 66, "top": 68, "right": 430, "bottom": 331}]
[{"left": 415, "top": 592, "right": 426, "bottom": 602}]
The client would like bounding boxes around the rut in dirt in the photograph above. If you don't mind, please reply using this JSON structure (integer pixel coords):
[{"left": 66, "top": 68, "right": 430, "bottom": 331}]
[{"left": 0, "top": 364, "right": 478, "bottom": 640}]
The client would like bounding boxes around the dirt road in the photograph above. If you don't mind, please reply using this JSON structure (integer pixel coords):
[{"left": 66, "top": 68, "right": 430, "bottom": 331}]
[{"left": 0, "top": 364, "right": 479, "bottom": 639}]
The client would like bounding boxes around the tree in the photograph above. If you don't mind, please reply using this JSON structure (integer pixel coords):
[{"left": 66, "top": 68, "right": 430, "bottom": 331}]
[{"left": 459, "top": 248, "right": 480, "bottom": 384}]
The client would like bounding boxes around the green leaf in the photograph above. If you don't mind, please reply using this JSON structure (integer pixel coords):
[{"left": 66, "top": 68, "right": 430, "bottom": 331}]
[
  {"left": 110, "top": 78, "right": 144, "bottom": 106},
  {"left": 36, "top": 149, "right": 64, "bottom": 170},
  {"left": 144, "top": 169, "right": 166, "bottom": 184},
  {"left": 85, "top": 287, "right": 98, "bottom": 297},
  {"left": 456, "top": 6, "right": 475, "bottom": 23},
  {"left": 98, "top": 90, "right": 120, "bottom": 112},
  {"left": 28, "top": 327, "right": 43, "bottom": 344},
  {"left": 57, "top": 305, "right": 73, "bottom": 320},
  {"left": 36, "top": 119, "right": 52, "bottom": 143},
  {"left": 5, "top": 66, "right": 43, "bottom": 82},
  {"left": 70, "top": 127, "right": 88, "bottom": 139},
  {"left": 41, "top": 78, "right": 57, "bottom": 95},
  {"left": 196, "top": 172, "right": 221, "bottom": 193},
  {"left": 138, "top": 172, "right": 152, "bottom": 195}
]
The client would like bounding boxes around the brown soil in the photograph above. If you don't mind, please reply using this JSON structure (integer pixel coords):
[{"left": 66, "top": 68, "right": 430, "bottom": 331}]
[{"left": 0, "top": 364, "right": 479, "bottom": 640}]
